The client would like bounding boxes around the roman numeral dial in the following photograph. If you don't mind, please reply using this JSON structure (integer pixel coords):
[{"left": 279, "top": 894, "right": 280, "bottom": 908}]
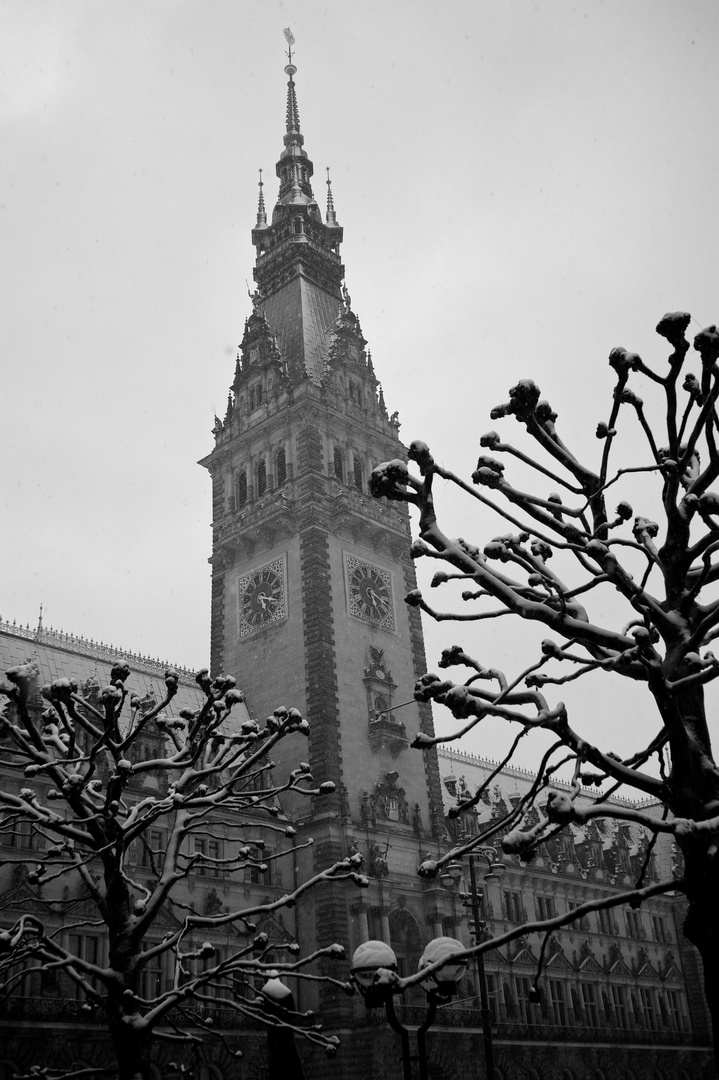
[
  {"left": 239, "top": 561, "right": 286, "bottom": 635},
  {"left": 347, "top": 557, "right": 395, "bottom": 630}
]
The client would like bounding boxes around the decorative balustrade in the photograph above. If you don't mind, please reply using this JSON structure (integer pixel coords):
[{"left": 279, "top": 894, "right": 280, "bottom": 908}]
[
  {"left": 362, "top": 1006, "right": 699, "bottom": 1046},
  {"left": 0, "top": 616, "right": 197, "bottom": 683}
]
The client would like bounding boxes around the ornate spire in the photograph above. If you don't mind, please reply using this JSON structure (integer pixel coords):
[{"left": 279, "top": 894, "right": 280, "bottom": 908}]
[
  {"left": 285, "top": 66, "right": 301, "bottom": 136},
  {"left": 326, "top": 167, "right": 337, "bottom": 225},
  {"left": 256, "top": 169, "right": 267, "bottom": 226},
  {"left": 250, "top": 29, "right": 344, "bottom": 321},
  {"left": 283, "top": 26, "right": 300, "bottom": 137}
]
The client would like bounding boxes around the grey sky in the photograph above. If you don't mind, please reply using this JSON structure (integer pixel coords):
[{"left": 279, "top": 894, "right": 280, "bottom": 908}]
[{"left": 2, "top": 1, "right": 718, "bottom": 768}]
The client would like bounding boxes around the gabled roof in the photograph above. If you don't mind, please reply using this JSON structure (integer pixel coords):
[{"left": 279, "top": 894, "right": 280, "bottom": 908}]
[
  {"left": 608, "top": 956, "right": 633, "bottom": 978},
  {"left": 578, "top": 953, "right": 603, "bottom": 973},
  {"left": 546, "top": 950, "right": 572, "bottom": 971}
]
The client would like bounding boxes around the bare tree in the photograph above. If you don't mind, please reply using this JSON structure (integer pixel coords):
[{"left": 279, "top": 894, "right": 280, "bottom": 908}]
[
  {"left": 0, "top": 663, "right": 364, "bottom": 1080},
  {"left": 370, "top": 312, "right": 719, "bottom": 1060}
]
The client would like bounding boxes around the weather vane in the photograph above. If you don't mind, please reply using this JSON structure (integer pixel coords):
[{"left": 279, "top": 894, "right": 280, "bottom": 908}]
[{"left": 283, "top": 27, "right": 295, "bottom": 65}]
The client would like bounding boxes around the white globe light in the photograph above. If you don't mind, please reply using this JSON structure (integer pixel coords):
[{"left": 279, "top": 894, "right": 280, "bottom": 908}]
[
  {"left": 418, "top": 937, "right": 467, "bottom": 991},
  {"left": 351, "top": 940, "right": 398, "bottom": 988}
]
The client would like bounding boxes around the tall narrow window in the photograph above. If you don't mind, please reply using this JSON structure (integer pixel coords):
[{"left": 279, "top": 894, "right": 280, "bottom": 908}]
[
  {"left": 666, "top": 989, "right": 685, "bottom": 1032},
  {"left": 257, "top": 459, "right": 267, "bottom": 497},
  {"left": 515, "top": 976, "right": 533, "bottom": 1024},
  {"left": 652, "top": 914, "right": 670, "bottom": 943},
  {"left": 611, "top": 984, "right": 628, "bottom": 1028},
  {"left": 485, "top": 973, "right": 499, "bottom": 1023},
  {"left": 640, "top": 987, "right": 658, "bottom": 1029},
  {"left": 536, "top": 895, "right": 555, "bottom": 920},
  {"left": 276, "top": 447, "right": 287, "bottom": 486},
  {"left": 333, "top": 446, "right": 344, "bottom": 483},
  {"left": 503, "top": 890, "right": 524, "bottom": 923},
  {"left": 581, "top": 982, "right": 599, "bottom": 1026},
  {"left": 568, "top": 902, "right": 589, "bottom": 931},
  {"left": 549, "top": 979, "right": 567, "bottom": 1026},
  {"left": 236, "top": 470, "right": 248, "bottom": 507},
  {"left": 597, "top": 906, "right": 615, "bottom": 935},
  {"left": 353, "top": 456, "right": 363, "bottom": 491}
]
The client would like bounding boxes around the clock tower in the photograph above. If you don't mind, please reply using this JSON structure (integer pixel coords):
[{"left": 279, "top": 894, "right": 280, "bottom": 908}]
[{"left": 200, "top": 48, "right": 445, "bottom": 1062}]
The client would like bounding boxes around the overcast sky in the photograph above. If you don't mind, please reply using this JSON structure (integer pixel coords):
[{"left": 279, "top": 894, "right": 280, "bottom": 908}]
[{"left": 2, "top": 1, "right": 718, "bottom": 772}]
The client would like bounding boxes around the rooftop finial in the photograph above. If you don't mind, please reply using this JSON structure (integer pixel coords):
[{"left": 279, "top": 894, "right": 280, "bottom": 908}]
[
  {"left": 283, "top": 26, "right": 295, "bottom": 66},
  {"left": 256, "top": 168, "right": 267, "bottom": 225},
  {"left": 326, "top": 166, "right": 337, "bottom": 224}
]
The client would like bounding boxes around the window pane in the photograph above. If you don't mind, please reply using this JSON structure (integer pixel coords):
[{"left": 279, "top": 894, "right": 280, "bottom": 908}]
[
  {"left": 277, "top": 448, "right": 287, "bottom": 486},
  {"left": 333, "top": 446, "right": 344, "bottom": 482}
]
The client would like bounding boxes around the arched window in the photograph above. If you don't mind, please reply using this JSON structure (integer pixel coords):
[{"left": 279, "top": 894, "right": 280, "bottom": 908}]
[
  {"left": 276, "top": 447, "right": 287, "bottom": 486},
  {"left": 236, "top": 470, "right": 248, "bottom": 507},
  {"left": 353, "top": 456, "right": 363, "bottom": 491},
  {"left": 257, "top": 459, "right": 267, "bottom": 497},
  {"left": 333, "top": 446, "right": 344, "bottom": 483}
]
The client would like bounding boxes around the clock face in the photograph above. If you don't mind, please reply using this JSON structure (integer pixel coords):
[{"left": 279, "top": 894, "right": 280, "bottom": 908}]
[
  {"left": 239, "top": 560, "right": 286, "bottom": 635},
  {"left": 347, "top": 556, "right": 395, "bottom": 630}
]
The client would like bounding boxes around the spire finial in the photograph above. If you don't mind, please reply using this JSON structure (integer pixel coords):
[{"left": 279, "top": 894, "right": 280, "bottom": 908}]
[
  {"left": 256, "top": 168, "right": 267, "bottom": 225},
  {"left": 283, "top": 28, "right": 300, "bottom": 133},
  {"left": 326, "top": 166, "right": 337, "bottom": 224}
]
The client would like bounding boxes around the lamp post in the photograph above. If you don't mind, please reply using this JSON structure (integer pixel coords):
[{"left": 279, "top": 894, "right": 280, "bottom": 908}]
[
  {"left": 439, "top": 849, "right": 506, "bottom": 1080},
  {"left": 351, "top": 936, "right": 467, "bottom": 1080},
  {"left": 260, "top": 976, "right": 306, "bottom": 1080}
]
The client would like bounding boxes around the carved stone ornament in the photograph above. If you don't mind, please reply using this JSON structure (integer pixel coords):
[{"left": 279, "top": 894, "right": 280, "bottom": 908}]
[
  {"left": 365, "top": 771, "right": 409, "bottom": 826},
  {"left": 363, "top": 645, "right": 407, "bottom": 756}
]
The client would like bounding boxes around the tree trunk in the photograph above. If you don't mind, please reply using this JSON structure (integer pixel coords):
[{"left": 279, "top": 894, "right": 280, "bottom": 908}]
[
  {"left": 109, "top": 1019, "right": 152, "bottom": 1080},
  {"left": 680, "top": 848, "right": 719, "bottom": 1069}
]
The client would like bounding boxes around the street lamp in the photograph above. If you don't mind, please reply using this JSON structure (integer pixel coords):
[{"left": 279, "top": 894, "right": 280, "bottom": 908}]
[
  {"left": 260, "top": 975, "right": 306, "bottom": 1080},
  {"left": 440, "top": 848, "right": 506, "bottom": 1080},
  {"left": 351, "top": 936, "right": 467, "bottom": 1080}
]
